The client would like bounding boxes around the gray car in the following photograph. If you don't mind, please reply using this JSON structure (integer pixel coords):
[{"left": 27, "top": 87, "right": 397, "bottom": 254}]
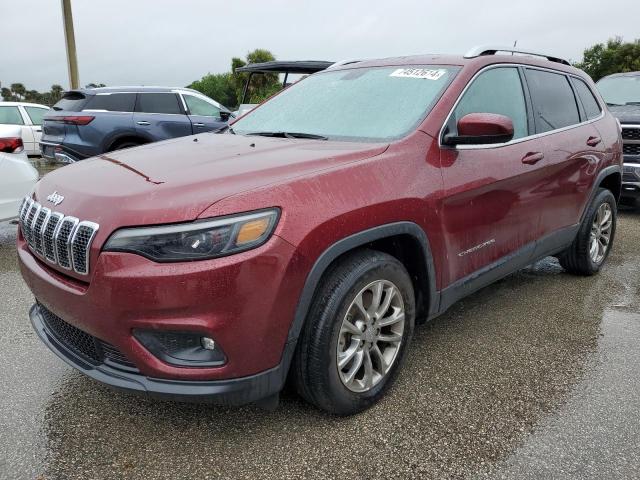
[{"left": 40, "top": 86, "right": 232, "bottom": 163}]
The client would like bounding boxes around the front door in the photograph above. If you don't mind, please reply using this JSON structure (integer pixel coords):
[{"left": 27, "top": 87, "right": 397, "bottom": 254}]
[
  {"left": 439, "top": 66, "right": 548, "bottom": 288},
  {"left": 181, "top": 93, "right": 228, "bottom": 133}
]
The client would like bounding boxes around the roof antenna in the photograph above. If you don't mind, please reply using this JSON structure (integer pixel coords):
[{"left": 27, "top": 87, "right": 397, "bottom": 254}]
[{"left": 512, "top": 40, "right": 517, "bottom": 55}]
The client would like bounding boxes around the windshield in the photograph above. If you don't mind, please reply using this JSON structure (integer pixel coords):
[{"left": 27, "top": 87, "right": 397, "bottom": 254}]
[
  {"left": 596, "top": 75, "right": 640, "bottom": 106},
  {"left": 231, "top": 65, "right": 459, "bottom": 141}
]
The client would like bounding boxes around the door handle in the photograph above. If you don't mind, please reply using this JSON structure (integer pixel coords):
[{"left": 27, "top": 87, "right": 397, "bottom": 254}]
[
  {"left": 586, "top": 136, "right": 601, "bottom": 147},
  {"left": 136, "top": 121, "right": 150, "bottom": 126},
  {"left": 193, "top": 123, "right": 205, "bottom": 127},
  {"left": 521, "top": 152, "right": 544, "bottom": 165},
  {"left": 34, "top": 127, "right": 42, "bottom": 132}
]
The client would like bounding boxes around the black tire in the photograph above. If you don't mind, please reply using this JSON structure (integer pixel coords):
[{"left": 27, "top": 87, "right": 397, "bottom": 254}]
[
  {"left": 109, "top": 140, "right": 142, "bottom": 152},
  {"left": 558, "top": 188, "right": 617, "bottom": 275},
  {"left": 292, "top": 249, "right": 415, "bottom": 415}
]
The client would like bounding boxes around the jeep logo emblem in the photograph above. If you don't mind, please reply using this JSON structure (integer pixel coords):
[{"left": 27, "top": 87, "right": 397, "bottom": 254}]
[{"left": 47, "top": 191, "right": 65, "bottom": 206}]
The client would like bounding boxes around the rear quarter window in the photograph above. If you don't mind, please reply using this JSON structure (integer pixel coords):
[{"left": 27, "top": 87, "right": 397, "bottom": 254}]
[
  {"left": 572, "top": 78, "right": 602, "bottom": 120},
  {"left": 135, "top": 93, "right": 182, "bottom": 114},
  {"left": 84, "top": 93, "right": 136, "bottom": 112},
  {"left": 525, "top": 69, "right": 580, "bottom": 133}
]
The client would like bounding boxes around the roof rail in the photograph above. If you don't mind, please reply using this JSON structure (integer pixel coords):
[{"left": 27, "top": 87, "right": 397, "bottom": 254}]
[{"left": 464, "top": 45, "right": 571, "bottom": 66}]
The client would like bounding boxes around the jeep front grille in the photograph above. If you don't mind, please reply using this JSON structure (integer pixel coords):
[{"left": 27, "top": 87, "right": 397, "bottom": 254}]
[
  {"left": 623, "top": 144, "right": 640, "bottom": 156},
  {"left": 19, "top": 197, "right": 99, "bottom": 275}
]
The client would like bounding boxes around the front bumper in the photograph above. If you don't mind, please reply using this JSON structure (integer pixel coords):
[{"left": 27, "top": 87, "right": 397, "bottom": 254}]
[
  {"left": 30, "top": 303, "right": 294, "bottom": 404},
  {"left": 622, "top": 162, "right": 640, "bottom": 199}
]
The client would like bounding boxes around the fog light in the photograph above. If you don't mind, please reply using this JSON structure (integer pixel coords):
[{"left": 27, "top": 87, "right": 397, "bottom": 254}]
[
  {"left": 201, "top": 337, "right": 216, "bottom": 350},
  {"left": 133, "top": 330, "right": 226, "bottom": 367}
]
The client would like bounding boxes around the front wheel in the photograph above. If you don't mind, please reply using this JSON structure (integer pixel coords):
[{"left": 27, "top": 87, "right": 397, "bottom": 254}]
[
  {"left": 558, "top": 188, "right": 617, "bottom": 275},
  {"left": 292, "top": 249, "right": 415, "bottom": 415}
]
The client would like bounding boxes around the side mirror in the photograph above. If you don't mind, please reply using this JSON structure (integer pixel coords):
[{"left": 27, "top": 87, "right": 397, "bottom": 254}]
[
  {"left": 219, "top": 111, "right": 232, "bottom": 122},
  {"left": 444, "top": 113, "right": 514, "bottom": 146}
]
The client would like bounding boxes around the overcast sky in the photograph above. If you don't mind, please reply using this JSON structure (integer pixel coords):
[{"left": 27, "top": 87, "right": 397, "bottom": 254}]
[{"left": 1, "top": 0, "right": 638, "bottom": 92}]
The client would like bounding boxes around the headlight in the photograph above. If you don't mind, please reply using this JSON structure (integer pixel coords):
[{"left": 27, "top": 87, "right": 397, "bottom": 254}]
[{"left": 104, "top": 209, "right": 279, "bottom": 262}]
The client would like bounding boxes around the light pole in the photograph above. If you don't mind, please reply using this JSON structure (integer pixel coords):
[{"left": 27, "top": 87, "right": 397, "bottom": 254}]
[{"left": 61, "top": 0, "right": 79, "bottom": 89}]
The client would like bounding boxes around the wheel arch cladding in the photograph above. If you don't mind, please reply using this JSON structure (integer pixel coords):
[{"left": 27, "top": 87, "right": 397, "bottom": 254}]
[
  {"left": 286, "top": 222, "right": 438, "bottom": 346},
  {"left": 599, "top": 171, "right": 621, "bottom": 203}
]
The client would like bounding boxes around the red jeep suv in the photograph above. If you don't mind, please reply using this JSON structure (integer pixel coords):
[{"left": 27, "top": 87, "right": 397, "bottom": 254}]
[{"left": 18, "top": 46, "right": 622, "bottom": 415}]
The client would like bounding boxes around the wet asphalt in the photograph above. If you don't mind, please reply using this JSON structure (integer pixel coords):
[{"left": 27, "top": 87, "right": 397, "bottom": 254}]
[{"left": 1, "top": 163, "right": 639, "bottom": 479}]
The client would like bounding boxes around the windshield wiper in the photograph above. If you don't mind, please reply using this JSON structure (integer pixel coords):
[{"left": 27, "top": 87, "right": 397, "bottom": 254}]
[
  {"left": 606, "top": 102, "right": 624, "bottom": 107},
  {"left": 625, "top": 102, "right": 640, "bottom": 106},
  {"left": 216, "top": 125, "right": 235, "bottom": 134},
  {"left": 246, "top": 131, "right": 328, "bottom": 140}
]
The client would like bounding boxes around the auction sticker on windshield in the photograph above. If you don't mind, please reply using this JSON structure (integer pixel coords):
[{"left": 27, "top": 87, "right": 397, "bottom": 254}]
[{"left": 390, "top": 68, "right": 447, "bottom": 80}]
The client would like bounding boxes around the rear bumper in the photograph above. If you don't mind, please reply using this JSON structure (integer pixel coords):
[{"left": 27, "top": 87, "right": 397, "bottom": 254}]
[
  {"left": 30, "top": 303, "right": 294, "bottom": 405},
  {"left": 39, "top": 141, "right": 83, "bottom": 163}
]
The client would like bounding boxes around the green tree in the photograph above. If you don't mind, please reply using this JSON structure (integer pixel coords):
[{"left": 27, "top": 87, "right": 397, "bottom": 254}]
[
  {"left": 575, "top": 37, "right": 640, "bottom": 81},
  {"left": 10, "top": 83, "right": 26, "bottom": 100},
  {"left": 188, "top": 72, "right": 237, "bottom": 109},
  {"left": 1, "top": 87, "right": 12, "bottom": 101},
  {"left": 232, "top": 49, "right": 280, "bottom": 105},
  {"left": 50, "top": 84, "right": 64, "bottom": 103}
]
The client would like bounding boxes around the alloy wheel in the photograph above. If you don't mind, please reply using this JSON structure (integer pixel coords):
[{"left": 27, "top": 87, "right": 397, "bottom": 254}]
[
  {"left": 589, "top": 202, "right": 613, "bottom": 264},
  {"left": 336, "top": 280, "right": 405, "bottom": 393}
]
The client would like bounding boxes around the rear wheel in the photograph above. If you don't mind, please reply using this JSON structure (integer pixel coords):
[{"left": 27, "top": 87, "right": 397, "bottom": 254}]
[
  {"left": 109, "top": 140, "right": 143, "bottom": 151},
  {"left": 293, "top": 249, "right": 415, "bottom": 415},
  {"left": 558, "top": 188, "right": 617, "bottom": 275}
]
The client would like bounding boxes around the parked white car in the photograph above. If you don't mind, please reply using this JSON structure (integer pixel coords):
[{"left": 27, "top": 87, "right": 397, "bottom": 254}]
[
  {"left": 0, "top": 125, "right": 38, "bottom": 222},
  {"left": 0, "top": 102, "right": 50, "bottom": 156}
]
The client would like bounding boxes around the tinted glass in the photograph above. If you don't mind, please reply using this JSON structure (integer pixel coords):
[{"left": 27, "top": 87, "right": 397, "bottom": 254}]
[
  {"left": 572, "top": 78, "right": 602, "bottom": 120},
  {"left": 136, "top": 93, "right": 182, "bottom": 114},
  {"left": 232, "top": 66, "right": 458, "bottom": 141},
  {"left": 526, "top": 69, "right": 580, "bottom": 133},
  {"left": 53, "top": 92, "right": 87, "bottom": 111},
  {"left": 0, "top": 106, "right": 24, "bottom": 125},
  {"left": 596, "top": 75, "right": 640, "bottom": 105},
  {"left": 85, "top": 93, "right": 136, "bottom": 112},
  {"left": 453, "top": 67, "right": 528, "bottom": 139},
  {"left": 24, "top": 106, "right": 49, "bottom": 125},
  {"left": 184, "top": 95, "right": 220, "bottom": 117}
]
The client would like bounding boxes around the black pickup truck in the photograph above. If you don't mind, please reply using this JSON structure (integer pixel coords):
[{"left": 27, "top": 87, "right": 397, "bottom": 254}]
[{"left": 597, "top": 72, "right": 640, "bottom": 207}]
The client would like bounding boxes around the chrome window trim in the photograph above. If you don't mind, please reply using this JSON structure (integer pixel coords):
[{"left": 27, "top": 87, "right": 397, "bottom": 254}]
[
  {"left": 438, "top": 63, "right": 606, "bottom": 151},
  {"left": 70, "top": 221, "right": 100, "bottom": 275}
]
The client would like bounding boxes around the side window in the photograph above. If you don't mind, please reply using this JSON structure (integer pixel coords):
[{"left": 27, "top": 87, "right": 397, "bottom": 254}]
[
  {"left": 85, "top": 93, "right": 136, "bottom": 112},
  {"left": 135, "top": 93, "right": 182, "bottom": 115},
  {"left": 0, "top": 106, "right": 25, "bottom": 125},
  {"left": 525, "top": 69, "right": 580, "bottom": 133},
  {"left": 572, "top": 78, "right": 602, "bottom": 120},
  {"left": 453, "top": 67, "right": 528, "bottom": 139},
  {"left": 184, "top": 95, "right": 221, "bottom": 117},
  {"left": 24, "top": 107, "right": 49, "bottom": 125}
]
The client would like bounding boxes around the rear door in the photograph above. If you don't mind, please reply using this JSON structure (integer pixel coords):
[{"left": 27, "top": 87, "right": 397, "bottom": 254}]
[
  {"left": 133, "top": 92, "right": 192, "bottom": 141},
  {"left": 180, "top": 93, "right": 227, "bottom": 133},
  {"left": 22, "top": 106, "right": 50, "bottom": 153},
  {"left": 523, "top": 68, "right": 607, "bottom": 237},
  {"left": 439, "top": 66, "right": 548, "bottom": 287},
  {"left": 0, "top": 105, "right": 33, "bottom": 153}
]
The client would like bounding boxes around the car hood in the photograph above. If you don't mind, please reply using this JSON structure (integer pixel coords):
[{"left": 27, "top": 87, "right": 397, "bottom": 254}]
[
  {"left": 34, "top": 133, "right": 388, "bottom": 229},
  {"left": 608, "top": 104, "right": 640, "bottom": 124}
]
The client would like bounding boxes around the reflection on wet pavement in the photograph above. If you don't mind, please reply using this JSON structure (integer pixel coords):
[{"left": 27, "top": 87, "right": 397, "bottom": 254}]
[{"left": 0, "top": 165, "right": 638, "bottom": 479}]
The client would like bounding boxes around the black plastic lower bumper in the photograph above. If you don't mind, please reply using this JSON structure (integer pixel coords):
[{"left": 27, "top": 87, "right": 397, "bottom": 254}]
[{"left": 29, "top": 304, "right": 292, "bottom": 406}]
